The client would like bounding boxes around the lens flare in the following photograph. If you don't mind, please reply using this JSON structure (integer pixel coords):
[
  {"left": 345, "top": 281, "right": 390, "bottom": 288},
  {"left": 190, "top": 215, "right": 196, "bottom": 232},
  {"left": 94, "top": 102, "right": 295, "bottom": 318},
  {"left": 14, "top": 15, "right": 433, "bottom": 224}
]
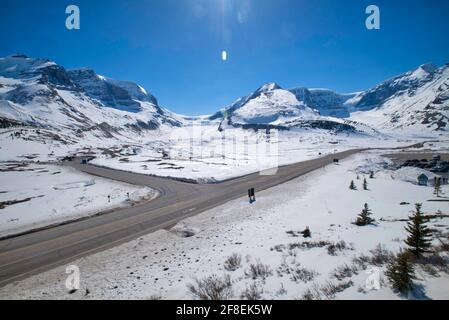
[{"left": 222, "top": 51, "right": 228, "bottom": 61}]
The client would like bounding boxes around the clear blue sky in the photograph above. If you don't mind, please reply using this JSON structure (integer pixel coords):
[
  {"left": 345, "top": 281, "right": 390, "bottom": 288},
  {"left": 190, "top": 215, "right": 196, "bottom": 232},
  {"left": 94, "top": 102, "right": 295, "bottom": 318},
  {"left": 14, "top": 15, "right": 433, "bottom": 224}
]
[{"left": 1, "top": 0, "right": 449, "bottom": 115}]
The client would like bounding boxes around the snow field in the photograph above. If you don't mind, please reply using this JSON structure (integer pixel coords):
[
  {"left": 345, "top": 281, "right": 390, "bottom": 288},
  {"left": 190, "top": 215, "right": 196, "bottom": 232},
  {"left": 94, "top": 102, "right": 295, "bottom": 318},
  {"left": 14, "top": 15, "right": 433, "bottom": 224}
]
[
  {"left": 0, "top": 162, "right": 158, "bottom": 237},
  {"left": 1, "top": 151, "right": 447, "bottom": 300}
]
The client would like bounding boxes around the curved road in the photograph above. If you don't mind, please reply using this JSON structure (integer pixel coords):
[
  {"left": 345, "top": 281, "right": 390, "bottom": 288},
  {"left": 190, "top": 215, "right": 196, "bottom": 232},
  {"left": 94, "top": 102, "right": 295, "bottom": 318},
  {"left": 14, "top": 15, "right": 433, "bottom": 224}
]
[{"left": 0, "top": 148, "right": 365, "bottom": 287}]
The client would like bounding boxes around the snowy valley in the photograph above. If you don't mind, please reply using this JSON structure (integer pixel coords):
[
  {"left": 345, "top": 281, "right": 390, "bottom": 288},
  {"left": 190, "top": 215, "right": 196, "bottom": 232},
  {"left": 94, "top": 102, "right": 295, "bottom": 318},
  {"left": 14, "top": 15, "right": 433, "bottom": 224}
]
[
  {"left": 0, "top": 54, "right": 448, "bottom": 300},
  {"left": 1, "top": 149, "right": 448, "bottom": 300}
]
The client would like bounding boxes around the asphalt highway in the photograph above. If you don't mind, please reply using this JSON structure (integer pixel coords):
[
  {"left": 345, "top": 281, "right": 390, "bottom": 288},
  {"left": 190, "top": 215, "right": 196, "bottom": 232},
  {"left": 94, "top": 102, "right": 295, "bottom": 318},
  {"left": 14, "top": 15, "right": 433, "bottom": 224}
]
[{"left": 0, "top": 149, "right": 364, "bottom": 287}]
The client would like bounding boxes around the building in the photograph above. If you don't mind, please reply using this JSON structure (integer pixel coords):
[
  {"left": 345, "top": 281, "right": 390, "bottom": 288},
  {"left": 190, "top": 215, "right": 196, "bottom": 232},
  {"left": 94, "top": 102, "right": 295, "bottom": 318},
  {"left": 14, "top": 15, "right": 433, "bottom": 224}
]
[{"left": 417, "top": 174, "right": 429, "bottom": 186}]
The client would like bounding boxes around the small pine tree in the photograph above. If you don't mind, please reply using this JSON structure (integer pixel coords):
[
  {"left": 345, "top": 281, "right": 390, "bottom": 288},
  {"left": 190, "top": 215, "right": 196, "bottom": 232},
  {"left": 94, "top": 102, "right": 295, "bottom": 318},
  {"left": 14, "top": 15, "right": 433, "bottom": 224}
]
[
  {"left": 386, "top": 250, "right": 416, "bottom": 294},
  {"left": 363, "top": 178, "right": 368, "bottom": 191},
  {"left": 355, "top": 203, "right": 375, "bottom": 226},
  {"left": 302, "top": 227, "right": 311, "bottom": 238},
  {"left": 404, "top": 203, "right": 432, "bottom": 258},
  {"left": 349, "top": 180, "right": 357, "bottom": 190}
]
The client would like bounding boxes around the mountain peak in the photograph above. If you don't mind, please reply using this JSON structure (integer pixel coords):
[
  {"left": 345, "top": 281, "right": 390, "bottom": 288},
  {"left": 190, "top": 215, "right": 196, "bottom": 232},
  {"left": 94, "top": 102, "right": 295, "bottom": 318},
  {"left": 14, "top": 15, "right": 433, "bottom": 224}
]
[
  {"left": 68, "top": 67, "right": 97, "bottom": 77},
  {"left": 0, "top": 54, "right": 57, "bottom": 79},
  {"left": 7, "top": 54, "right": 29, "bottom": 59},
  {"left": 418, "top": 62, "right": 437, "bottom": 74},
  {"left": 257, "top": 82, "right": 282, "bottom": 92},
  {"left": 67, "top": 68, "right": 155, "bottom": 112}
]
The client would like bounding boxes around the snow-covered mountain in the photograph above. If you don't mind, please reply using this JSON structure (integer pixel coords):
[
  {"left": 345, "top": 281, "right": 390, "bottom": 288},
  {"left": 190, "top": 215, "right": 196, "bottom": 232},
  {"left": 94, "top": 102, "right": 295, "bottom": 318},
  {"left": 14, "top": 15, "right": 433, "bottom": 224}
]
[
  {"left": 212, "top": 83, "right": 319, "bottom": 124},
  {"left": 210, "top": 83, "right": 376, "bottom": 135},
  {"left": 212, "top": 63, "right": 449, "bottom": 134},
  {"left": 67, "top": 68, "right": 159, "bottom": 113},
  {"left": 1, "top": 54, "right": 447, "bottom": 142},
  {"left": 349, "top": 63, "right": 449, "bottom": 132},
  {"left": 0, "top": 54, "right": 182, "bottom": 139},
  {"left": 288, "top": 87, "right": 358, "bottom": 118}
]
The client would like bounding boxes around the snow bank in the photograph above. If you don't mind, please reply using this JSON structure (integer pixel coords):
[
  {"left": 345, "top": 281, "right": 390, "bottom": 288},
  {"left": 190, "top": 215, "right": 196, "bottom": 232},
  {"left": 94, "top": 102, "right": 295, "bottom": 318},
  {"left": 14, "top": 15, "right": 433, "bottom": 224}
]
[{"left": 0, "top": 163, "right": 158, "bottom": 238}]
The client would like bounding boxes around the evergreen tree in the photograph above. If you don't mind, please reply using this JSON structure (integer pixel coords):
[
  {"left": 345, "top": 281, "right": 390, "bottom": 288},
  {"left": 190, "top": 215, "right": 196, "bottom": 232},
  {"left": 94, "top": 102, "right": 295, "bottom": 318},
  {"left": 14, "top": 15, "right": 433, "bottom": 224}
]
[
  {"left": 302, "top": 227, "right": 311, "bottom": 238},
  {"left": 355, "top": 203, "right": 375, "bottom": 226},
  {"left": 404, "top": 203, "right": 432, "bottom": 257},
  {"left": 349, "top": 180, "right": 357, "bottom": 190},
  {"left": 386, "top": 250, "right": 416, "bottom": 294},
  {"left": 363, "top": 178, "right": 368, "bottom": 190}
]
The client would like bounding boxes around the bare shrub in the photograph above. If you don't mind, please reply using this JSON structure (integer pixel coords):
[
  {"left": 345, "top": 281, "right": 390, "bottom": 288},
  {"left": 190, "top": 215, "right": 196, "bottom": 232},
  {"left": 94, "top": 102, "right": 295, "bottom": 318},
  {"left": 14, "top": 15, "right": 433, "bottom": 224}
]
[
  {"left": 369, "top": 244, "right": 395, "bottom": 266},
  {"left": 300, "top": 281, "right": 353, "bottom": 300},
  {"left": 331, "top": 263, "right": 359, "bottom": 281},
  {"left": 320, "top": 280, "right": 354, "bottom": 299},
  {"left": 417, "top": 252, "right": 449, "bottom": 273},
  {"left": 276, "top": 283, "right": 287, "bottom": 296},
  {"left": 287, "top": 248, "right": 297, "bottom": 258},
  {"left": 320, "top": 282, "right": 339, "bottom": 300},
  {"left": 421, "top": 264, "right": 439, "bottom": 277},
  {"left": 286, "top": 230, "right": 301, "bottom": 237},
  {"left": 277, "top": 258, "right": 318, "bottom": 283},
  {"left": 289, "top": 241, "right": 331, "bottom": 250},
  {"left": 285, "top": 240, "right": 353, "bottom": 256},
  {"left": 327, "top": 241, "right": 353, "bottom": 256},
  {"left": 224, "top": 253, "right": 242, "bottom": 272},
  {"left": 352, "top": 254, "right": 372, "bottom": 270},
  {"left": 245, "top": 261, "right": 273, "bottom": 280},
  {"left": 240, "top": 282, "right": 264, "bottom": 300},
  {"left": 436, "top": 238, "right": 449, "bottom": 253},
  {"left": 327, "top": 245, "right": 338, "bottom": 256},
  {"left": 299, "top": 284, "right": 323, "bottom": 300},
  {"left": 271, "top": 245, "right": 285, "bottom": 252},
  {"left": 348, "top": 245, "right": 394, "bottom": 275},
  {"left": 188, "top": 274, "right": 233, "bottom": 300},
  {"left": 277, "top": 258, "right": 291, "bottom": 277},
  {"left": 357, "top": 285, "right": 367, "bottom": 294},
  {"left": 299, "top": 289, "right": 314, "bottom": 300},
  {"left": 291, "top": 267, "right": 318, "bottom": 283}
]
